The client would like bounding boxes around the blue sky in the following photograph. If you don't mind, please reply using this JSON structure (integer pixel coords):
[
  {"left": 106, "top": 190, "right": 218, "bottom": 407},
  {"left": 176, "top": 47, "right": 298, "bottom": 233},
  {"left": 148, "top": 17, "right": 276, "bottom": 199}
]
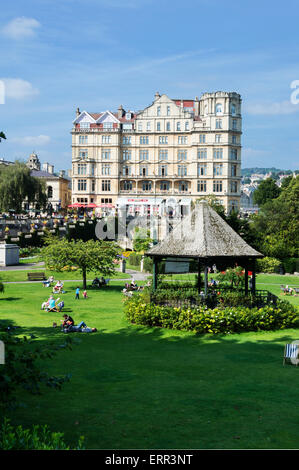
[{"left": 1, "top": 0, "right": 299, "bottom": 171}]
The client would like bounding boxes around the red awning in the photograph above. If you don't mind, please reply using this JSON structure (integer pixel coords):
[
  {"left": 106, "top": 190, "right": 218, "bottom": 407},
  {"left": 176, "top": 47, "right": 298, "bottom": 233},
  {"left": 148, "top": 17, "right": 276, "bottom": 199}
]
[{"left": 68, "top": 203, "right": 84, "bottom": 208}]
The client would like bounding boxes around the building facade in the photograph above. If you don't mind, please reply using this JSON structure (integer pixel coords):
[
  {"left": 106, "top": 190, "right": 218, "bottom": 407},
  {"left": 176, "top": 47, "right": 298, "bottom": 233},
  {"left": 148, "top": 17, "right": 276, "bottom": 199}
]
[
  {"left": 26, "top": 153, "right": 71, "bottom": 210},
  {"left": 71, "top": 92, "right": 242, "bottom": 215}
]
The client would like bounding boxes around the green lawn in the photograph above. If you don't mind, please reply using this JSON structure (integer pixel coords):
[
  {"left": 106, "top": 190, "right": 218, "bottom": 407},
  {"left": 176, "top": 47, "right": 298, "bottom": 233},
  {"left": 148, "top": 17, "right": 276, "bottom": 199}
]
[{"left": 1, "top": 278, "right": 299, "bottom": 449}]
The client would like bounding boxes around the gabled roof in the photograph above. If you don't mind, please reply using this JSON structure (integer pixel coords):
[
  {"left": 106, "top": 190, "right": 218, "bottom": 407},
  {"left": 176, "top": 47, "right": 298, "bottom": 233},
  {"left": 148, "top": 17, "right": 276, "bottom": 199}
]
[
  {"left": 73, "top": 110, "right": 97, "bottom": 125},
  {"left": 146, "top": 200, "right": 263, "bottom": 259}
]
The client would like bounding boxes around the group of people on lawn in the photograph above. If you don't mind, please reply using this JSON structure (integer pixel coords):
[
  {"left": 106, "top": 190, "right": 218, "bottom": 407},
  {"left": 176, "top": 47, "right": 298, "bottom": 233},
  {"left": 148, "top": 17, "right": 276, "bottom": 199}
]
[
  {"left": 283, "top": 285, "right": 297, "bottom": 296},
  {"left": 41, "top": 276, "right": 96, "bottom": 333},
  {"left": 42, "top": 277, "right": 64, "bottom": 293}
]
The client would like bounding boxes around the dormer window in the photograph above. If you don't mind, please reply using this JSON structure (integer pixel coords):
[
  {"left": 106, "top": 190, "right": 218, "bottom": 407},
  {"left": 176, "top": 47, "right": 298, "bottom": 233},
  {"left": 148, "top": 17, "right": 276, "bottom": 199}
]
[
  {"left": 157, "top": 106, "right": 161, "bottom": 116},
  {"left": 215, "top": 103, "right": 223, "bottom": 115},
  {"left": 80, "top": 122, "right": 90, "bottom": 129},
  {"left": 126, "top": 112, "right": 131, "bottom": 120}
]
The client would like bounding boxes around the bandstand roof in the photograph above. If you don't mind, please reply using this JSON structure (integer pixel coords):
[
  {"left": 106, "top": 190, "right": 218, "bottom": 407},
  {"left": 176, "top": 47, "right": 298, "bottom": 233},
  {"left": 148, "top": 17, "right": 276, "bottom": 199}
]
[{"left": 146, "top": 200, "right": 263, "bottom": 260}]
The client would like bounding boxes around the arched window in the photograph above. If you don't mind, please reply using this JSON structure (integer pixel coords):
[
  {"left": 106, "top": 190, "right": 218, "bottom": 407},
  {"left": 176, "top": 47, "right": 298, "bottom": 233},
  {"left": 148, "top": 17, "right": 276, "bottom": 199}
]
[
  {"left": 215, "top": 103, "right": 223, "bottom": 115},
  {"left": 47, "top": 186, "right": 53, "bottom": 199}
]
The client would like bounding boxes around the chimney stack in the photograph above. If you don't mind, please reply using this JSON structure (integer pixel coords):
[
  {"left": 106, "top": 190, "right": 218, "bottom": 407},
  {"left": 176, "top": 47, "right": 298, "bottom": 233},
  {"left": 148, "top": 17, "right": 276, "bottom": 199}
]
[
  {"left": 118, "top": 105, "right": 125, "bottom": 119},
  {"left": 76, "top": 107, "right": 80, "bottom": 117},
  {"left": 155, "top": 91, "right": 160, "bottom": 101}
]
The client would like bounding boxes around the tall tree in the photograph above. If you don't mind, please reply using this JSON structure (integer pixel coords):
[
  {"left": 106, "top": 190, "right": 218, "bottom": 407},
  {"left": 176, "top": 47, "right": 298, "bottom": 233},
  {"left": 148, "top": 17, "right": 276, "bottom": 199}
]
[
  {"left": 0, "top": 161, "right": 47, "bottom": 212},
  {"left": 0, "top": 132, "right": 6, "bottom": 142},
  {"left": 251, "top": 175, "right": 299, "bottom": 259},
  {"left": 42, "top": 237, "right": 120, "bottom": 289},
  {"left": 253, "top": 177, "right": 281, "bottom": 206}
]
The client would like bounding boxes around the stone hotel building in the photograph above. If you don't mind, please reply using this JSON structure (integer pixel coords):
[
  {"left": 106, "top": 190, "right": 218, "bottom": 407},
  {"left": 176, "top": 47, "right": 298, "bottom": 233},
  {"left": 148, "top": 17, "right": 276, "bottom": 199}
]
[{"left": 71, "top": 91, "right": 242, "bottom": 216}]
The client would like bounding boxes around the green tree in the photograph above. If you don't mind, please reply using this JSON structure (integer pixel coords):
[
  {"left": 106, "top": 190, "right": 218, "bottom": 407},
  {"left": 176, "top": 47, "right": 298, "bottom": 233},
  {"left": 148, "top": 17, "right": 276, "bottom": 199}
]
[
  {"left": 251, "top": 175, "right": 299, "bottom": 259},
  {"left": 42, "top": 237, "right": 120, "bottom": 289},
  {"left": 132, "top": 227, "right": 153, "bottom": 253},
  {"left": 0, "top": 132, "right": 6, "bottom": 142},
  {"left": 280, "top": 175, "right": 293, "bottom": 190},
  {"left": 196, "top": 195, "right": 226, "bottom": 219},
  {"left": 253, "top": 177, "right": 281, "bottom": 206},
  {"left": 0, "top": 161, "right": 47, "bottom": 212}
]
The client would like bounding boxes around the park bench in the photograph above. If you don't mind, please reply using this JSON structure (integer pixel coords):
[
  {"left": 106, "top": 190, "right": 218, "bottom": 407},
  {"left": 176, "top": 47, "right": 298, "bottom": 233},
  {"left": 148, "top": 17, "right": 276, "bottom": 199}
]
[{"left": 27, "top": 272, "right": 46, "bottom": 281}]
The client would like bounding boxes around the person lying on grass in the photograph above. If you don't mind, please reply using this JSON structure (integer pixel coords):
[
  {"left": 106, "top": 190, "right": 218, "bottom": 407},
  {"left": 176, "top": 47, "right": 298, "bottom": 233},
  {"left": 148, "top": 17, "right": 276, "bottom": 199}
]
[{"left": 63, "top": 322, "right": 97, "bottom": 333}]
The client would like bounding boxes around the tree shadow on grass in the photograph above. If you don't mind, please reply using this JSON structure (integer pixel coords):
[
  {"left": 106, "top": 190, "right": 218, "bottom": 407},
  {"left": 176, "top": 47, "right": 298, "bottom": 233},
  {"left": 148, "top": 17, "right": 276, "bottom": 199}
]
[
  {"left": 0, "top": 297, "right": 22, "bottom": 301},
  {"left": 4, "top": 316, "right": 299, "bottom": 450}
]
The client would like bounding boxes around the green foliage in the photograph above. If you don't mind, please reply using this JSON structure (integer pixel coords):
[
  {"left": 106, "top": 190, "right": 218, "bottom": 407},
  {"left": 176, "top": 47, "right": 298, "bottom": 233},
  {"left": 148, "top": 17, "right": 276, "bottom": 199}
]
[
  {"left": 124, "top": 294, "right": 298, "bottom": 335},
  {"left": 253, "top": 177, "right": 281, "bottom": 206},
  {"left": 128, "top": 252, "right": 142, "bottom": 266},
  {"left": 132, "top": 227, "right": 153, "bottom": 253},
  {"left": 282, "top": 258, "right": 299, "bottom": 274},
  {"left": 0, "top": 323, "right": 73, "bottom": 409},
  {"left": 0, "top": 132, "right": 6, "bottom": 142},
  {"left": 0, "top": 161, "right": 47, "bottom": 212},
  {"left": 143, "top": 256, "right": 153, "bottom": 273},
  {"left": 217, "top": 267, "right": 245, "bottom": 288},
  {"left": 196, "top": 195, "right": 226, "bottom": 219},
  {"left": 19, "top": 246, "right": 41, "bottom": 258},
  {"left": 0, "top": 418, "right": 84, "bottom": 450},
  {"left": 256, "top": 257, "right": 282, "bottom": 273},
  {"left": 41, "top": 236, "right": 120, "bottom": 288},
  {"left": 251, "top": 176, "right": 299, "bottom": 259}
]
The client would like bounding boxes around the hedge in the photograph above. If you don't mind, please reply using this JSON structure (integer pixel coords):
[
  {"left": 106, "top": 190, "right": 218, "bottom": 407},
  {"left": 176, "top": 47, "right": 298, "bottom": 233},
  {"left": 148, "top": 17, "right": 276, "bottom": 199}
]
[{"left": 124, "top": 294, "right": 298, "bottom": 335}]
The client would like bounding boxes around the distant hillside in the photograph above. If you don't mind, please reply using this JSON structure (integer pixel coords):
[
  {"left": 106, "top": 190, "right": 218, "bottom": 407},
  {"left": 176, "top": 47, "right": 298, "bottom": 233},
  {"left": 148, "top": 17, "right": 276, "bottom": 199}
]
[{"left": 241, "top": 167, "right": 296, "bottom": 177}]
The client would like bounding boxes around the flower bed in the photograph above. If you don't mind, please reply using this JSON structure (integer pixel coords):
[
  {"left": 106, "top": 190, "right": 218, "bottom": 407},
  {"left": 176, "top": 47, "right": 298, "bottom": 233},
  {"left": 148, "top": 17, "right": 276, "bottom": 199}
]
[{"left": 124, "top": 293, "right": 298, "bottom": 335}]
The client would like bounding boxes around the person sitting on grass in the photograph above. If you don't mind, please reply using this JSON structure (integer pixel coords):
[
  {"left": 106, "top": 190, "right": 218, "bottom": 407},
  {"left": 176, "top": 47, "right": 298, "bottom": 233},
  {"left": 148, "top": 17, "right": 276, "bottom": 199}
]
[
  {"left": 56, "top": 300, "right": 64, "bottom": 312},
  {"left": 46, "top": 297, "right": 57, "bottom": 312},
  {"left": 92, "top": 277, "right": 100, "bottom": 288},
  {"left": 41, "top": 296, "right": 51, "bottom": 310},
  {"left": 42, "top": 275, "right": 54, "bottom": 288},
  {"left": 130, "top": 279, "right": 138, "bottom": 290},
  {"left": 53, "top": 280, "right": 64, "bottom": 294},
  {"left": 61, "top": 314, "right": 74, "bottom": 329}
]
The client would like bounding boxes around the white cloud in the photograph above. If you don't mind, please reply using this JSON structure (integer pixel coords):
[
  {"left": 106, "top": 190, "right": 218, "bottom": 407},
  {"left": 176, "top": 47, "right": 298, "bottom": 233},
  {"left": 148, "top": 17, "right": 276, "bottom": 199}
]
[
  {"left": 1, "top": 78, "right": 39, "bottom": 100},
  {"left": 12, "top": 135, "right": 51, "bottom": 146},
  {"left": 245, "top": 100, "right": 299, "bottom": 115},
  {"left": 2, "top": 17, "right": 40, "bottom": 40}
]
